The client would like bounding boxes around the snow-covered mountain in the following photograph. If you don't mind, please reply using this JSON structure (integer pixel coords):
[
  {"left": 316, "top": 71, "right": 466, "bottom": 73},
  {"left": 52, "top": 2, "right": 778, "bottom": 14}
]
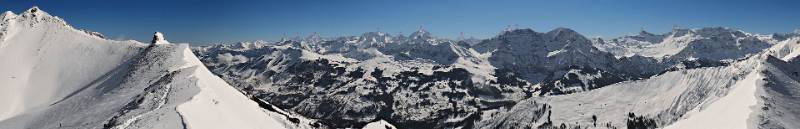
[
  {"left": 478, "top": 37, "right": 800, "bottom": 129},
  {"left": 0, "top": 7, "right": 315, "bottom": 129},
  {"left": 194, "top": 30, "right": 519, "bottom": 128},
  {"left": 3, "top": 6, "right": 800, "bottom": 129},
  {"left": 195, "top": 22, "right": 800, "bottom": 128},
  {"left": 594, "top": 27, "right": 775, "bottom": 61}
]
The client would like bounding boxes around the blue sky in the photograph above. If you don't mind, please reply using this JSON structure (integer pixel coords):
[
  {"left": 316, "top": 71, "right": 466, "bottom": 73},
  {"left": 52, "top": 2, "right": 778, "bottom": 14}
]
[{"left": 2, "top": 0, "right": 799, "bottom": 45}]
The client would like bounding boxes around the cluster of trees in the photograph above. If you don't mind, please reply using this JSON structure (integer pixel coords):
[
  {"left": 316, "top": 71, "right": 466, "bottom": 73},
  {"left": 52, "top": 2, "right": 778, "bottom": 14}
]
[{"left": 626, "top": 112, "right": 657, "bottom": 129}]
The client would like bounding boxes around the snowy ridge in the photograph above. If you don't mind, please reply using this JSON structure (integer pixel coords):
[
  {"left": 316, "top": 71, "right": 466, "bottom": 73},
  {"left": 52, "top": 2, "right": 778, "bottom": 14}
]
[
  {"left": 595, "top": 27, "right": 773, "bottom": 61},
  {"left": 0, "top": 7, "right": 291, "bottom": 129},
  {"left": 663, "top": 57, "right": 763, "bottom": 129},
  {"left": 175, "top": 46, "right": 288, "bottom": 129},
  {"left": 748, "top": 39, "right": 800, "bottom": 129},
  {"left": 767, "top": 37, "right": 800, "bottom": 61},
  {"left": 476, "top": 38, "right": 800, "bottom": 129},
  {"left": 475, "top": 54, "right": 761, "bottom": 128}
]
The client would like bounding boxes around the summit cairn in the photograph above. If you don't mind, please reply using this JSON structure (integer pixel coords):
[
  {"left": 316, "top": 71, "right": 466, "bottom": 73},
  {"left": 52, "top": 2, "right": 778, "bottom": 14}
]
[{"left": 151, "top": 31, "right": 169, "bottom": 45}]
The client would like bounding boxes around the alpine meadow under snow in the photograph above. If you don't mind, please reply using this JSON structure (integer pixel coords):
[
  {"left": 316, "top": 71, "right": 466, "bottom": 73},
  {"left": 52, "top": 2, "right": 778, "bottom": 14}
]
[{"left": 2, "top": 6, "right": 800, "bottom": 129}]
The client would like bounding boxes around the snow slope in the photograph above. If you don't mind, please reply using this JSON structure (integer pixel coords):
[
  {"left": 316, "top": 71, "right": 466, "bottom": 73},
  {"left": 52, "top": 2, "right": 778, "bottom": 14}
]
[
  {"left": 0, "top": 7, "right": 144, "bottom": 120},
  {"left": 751, "top": 46, "right": 800, "bottom": 129},
  {"left": 362, "top": 120, "right": 397, "bottom": 129},
  {"left": 0, "top": 7, "right": 289, "bottom": 129},
  {"left": 475, "top": 38, "right": 800, "bottom": 129},
  {"left": 475, "top": 57, "right": 758, "bottom": 128},
  {"left": 663, "top": 38, "right": 800, "bottom": 129},
  {"left": 176, "top": 47, "right": 288, "bottom": 129},
  {"left": 663, "top": 67, "right": 762, "bottom": 129}
]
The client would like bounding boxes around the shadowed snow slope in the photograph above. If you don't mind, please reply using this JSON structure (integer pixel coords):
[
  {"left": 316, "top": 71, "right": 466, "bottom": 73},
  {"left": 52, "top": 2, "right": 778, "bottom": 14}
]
[
  {"left": 663, "top": 63, "right": 762, "bottom": 129},
  {"left": 0, "top": 7, "right": 287, "bottom": 129},
  {"left": 474, "top": 40, "right": 800, "bottom": 128},
  {"left": 475, "top": 56, "right": 758, "bottom": 129}
]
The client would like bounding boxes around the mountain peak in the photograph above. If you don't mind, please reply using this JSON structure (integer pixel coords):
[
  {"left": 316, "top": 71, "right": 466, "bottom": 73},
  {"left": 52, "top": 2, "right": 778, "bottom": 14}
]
[
  {"left": 670, "top": 28, "right": 692, "bottom": 37},
  {"left": 692, "top": 27, "right": 746, "bottom": 38},
  {"left": 14, "top": 6, "right": 69, "bottom": 27},
  {"left": 549, "top": 27, "right": 578, "bottom": 34},
  {"left": 410, "top": 27, "right": 432, "bottom": 40},
  {"left": 638, "top": 30, "right": 655, "bottom": 36},
  {"left": 362, "top": 31, "right": 387, "bottom": 37},
  {"left": 21, "top": 6, "right": 51, "bottom": 18},
  {"left": 495, "top": 28, "right": 539, "bottom": 40},
  {"left": 26, "top": 6, "right": 40, "bottom": 13},
  {"left": 503, "top": 28, "right": 537, "bottom": 34},
  {"left": 151, "top": 31, "right": 169, "bottom": 44},
  {"left": 358, "top": 31, "right": 392, "bottom": 43},
  {"left": 1, "top": 11, "right": 13, "bottom": 19},
  {"left": 546, "top": 27, "right": 587, "bottom": 41},
  {"left": 306, "top": 32, "right": 322, "bottom": 43}
]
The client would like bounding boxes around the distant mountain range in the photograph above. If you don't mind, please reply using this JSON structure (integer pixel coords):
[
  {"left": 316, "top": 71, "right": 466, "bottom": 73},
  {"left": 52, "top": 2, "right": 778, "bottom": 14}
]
[
  {"left": 2, "top": 6, "right": 800, "bottom": 129},
  {"left": 195, "top": 18, "right": 800, "bottom": 128}
]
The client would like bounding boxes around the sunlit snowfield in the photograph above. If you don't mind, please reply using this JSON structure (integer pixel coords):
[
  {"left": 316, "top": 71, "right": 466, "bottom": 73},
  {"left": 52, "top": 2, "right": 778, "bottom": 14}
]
[{"left": 2, "top": 1, "right": 800, "bottom": 128}]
